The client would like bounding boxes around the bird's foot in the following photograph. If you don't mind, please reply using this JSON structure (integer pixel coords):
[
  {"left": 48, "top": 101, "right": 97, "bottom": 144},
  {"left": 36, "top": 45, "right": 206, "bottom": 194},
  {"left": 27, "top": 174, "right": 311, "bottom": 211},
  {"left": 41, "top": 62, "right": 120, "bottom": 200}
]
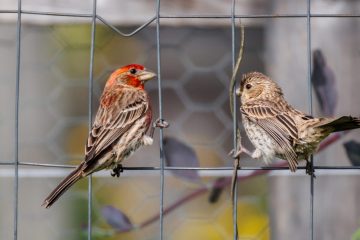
[
  {"left": 149, "top": 118, "right": 170, "bottom": 138},
  {"left": 306, "top": 160, "right": 316, "bottom": 178},
  {"left": 154, "top": 118, "right": 169, "bottom": 129},
  {"left": 111, "top": 164, "right": 124, "bottom": 178},
  {"left": 229, "top": 144, "right": 252, "bottom": 159}
]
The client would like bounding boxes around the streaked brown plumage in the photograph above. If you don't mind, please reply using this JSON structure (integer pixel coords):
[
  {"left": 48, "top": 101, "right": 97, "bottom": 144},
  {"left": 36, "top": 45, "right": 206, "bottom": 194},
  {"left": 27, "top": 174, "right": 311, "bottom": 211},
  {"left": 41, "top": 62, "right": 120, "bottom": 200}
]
[
  {"left": 42, "top": 64, "right": 156, "bottom": 208},
  {"left": 237, "top": 72, "right": 360, "bottom": 173}
]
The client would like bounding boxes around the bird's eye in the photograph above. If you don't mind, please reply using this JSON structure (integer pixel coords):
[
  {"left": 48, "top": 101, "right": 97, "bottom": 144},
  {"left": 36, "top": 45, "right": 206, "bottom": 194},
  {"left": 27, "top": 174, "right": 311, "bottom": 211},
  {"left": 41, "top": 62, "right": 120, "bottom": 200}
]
[
  {"left": 245, "top": 83, "right": 252, "bottom": 90},
  {"left": 129, "top": 68, "right": 137, "bottom": 74}
]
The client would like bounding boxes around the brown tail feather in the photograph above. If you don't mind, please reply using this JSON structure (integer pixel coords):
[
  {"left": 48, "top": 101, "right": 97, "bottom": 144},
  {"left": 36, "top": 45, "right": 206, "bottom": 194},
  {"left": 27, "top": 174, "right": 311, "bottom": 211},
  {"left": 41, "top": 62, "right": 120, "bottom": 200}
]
[
  {"left": 42, "top": 163, "right": 85, "bottom": 208},
  {"left": 319, "top": 116, "right": 360, "bottom": 132}
]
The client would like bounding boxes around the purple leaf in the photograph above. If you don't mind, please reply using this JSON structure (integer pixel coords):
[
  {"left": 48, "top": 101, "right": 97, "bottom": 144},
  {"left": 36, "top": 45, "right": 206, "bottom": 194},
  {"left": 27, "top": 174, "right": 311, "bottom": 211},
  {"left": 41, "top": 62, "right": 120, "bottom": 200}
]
[
  {"left": 312, "top": 49, "right": 337, "bottom": 116},
  {"left": 344, "top": 140, "right": 360, "bottom": 166},
  {"left": 163, "top": 137, "right": 201, "bottom": 182},
  {"left": 208, "top": 177, "right": 229, "bottom": 203},
  {"left": 101, "top": 205, "right": 133, "bottom": 232}
]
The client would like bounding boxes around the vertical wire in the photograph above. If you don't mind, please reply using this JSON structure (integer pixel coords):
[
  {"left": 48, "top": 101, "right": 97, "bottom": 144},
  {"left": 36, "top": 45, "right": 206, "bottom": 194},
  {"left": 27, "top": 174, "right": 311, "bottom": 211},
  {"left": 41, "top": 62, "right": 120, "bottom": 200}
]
[
  {"left": 14, "top": 0, "right": 22, "bottom": 239},
  {"left": 307, "top": 0, "right": 313, "bottom": 112},
  {"left": 87, "top": 0, "right": 97, "bottom": 239},
  {"left": 155, "top": 0, "right": 165, "bottom": 239},
  {"left": 231, "top": 0, "right": 238, "bottom": 240},
  {"left": 306, "top": 0, "right": 314, "bottom": 240}
]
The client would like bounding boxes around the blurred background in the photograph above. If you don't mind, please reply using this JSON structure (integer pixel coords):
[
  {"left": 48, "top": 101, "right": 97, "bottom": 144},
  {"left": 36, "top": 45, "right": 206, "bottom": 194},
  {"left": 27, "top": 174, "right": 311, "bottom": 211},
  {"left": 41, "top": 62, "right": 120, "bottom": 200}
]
[{"left": 1, "top": 0, "right": 360, "bottom": 239}]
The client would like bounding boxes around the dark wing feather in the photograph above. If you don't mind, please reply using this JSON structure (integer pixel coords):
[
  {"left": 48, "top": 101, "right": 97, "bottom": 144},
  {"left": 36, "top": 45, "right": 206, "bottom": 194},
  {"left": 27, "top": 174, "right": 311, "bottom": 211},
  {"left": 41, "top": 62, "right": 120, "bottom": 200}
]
[
  {"left": 241, "top": 101, "right": 299, "bottom": 171},
  {"left": 85, "top": 87, "right": 149, "bottom": 163}
]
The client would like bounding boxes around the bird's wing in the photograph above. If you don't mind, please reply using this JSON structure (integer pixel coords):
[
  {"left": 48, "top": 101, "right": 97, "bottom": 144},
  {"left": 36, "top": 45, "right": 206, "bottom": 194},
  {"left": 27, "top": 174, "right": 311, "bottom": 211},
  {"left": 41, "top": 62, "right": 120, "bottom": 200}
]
[
  {"left": 241, "top": 101, "right": 299, "bottom": 171},
  {"left": 85, "top": 87, "right": 149, "bottom": 163}
]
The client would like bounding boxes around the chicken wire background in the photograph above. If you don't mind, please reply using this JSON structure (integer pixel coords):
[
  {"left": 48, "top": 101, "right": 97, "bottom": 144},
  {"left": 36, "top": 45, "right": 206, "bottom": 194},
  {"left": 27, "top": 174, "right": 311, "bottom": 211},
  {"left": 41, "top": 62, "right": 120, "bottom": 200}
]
[{"left": 1, "top": 0, "right": 360, "bottom": 240}]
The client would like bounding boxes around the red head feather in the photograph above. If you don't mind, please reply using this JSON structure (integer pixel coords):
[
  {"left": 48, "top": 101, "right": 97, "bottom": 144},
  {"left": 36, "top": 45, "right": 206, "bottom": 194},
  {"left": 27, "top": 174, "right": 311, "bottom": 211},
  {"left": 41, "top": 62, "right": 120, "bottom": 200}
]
[{"left": 105, "top": 64, "right": 146, "bottom": 89}]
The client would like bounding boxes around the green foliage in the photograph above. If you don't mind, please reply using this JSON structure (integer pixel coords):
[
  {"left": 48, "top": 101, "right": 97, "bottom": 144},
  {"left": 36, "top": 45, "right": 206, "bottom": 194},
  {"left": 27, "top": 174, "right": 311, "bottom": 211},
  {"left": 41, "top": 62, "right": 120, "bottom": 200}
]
[{"left": 352, "top": 228, "right": 360, "bottom": 240}]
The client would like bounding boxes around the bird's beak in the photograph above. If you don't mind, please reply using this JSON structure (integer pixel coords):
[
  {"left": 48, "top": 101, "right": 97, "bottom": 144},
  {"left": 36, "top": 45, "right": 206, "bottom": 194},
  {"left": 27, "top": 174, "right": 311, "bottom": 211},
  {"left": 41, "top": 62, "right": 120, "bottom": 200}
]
[
  {"left": 138, "top": 69, "right": 156, "bottom": 83},
  {"left": 235, "top": 87, "right": 241, "bottom": 96}
]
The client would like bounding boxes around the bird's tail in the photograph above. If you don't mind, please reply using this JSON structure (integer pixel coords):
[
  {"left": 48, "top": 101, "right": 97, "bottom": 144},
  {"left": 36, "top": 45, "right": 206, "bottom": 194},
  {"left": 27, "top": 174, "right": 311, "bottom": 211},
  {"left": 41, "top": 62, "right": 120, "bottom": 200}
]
[
  {"left": 42, "top": 163, "right": 85, "bottom": 208},
  {"left": 318, "top": 116, "right": 360, "bottom": 132}
]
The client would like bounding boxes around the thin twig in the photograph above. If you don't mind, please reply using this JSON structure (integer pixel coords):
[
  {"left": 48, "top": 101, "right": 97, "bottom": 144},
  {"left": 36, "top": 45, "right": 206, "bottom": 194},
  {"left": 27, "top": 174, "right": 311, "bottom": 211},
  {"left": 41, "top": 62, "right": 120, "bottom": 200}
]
[
  {"left": 228, "top": 18, "right": 245, "bottom": 240},
  {"left": 229, "top": 20, "right": 245, "bottom": 211},
  {"left": 229, "top": 22, "right": 245, "bottom": 117}
]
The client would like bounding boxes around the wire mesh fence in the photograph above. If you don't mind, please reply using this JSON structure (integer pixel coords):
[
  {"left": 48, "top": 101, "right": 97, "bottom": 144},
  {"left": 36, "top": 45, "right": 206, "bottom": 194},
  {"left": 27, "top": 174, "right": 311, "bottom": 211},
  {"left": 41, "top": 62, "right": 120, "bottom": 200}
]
[{"left": 1, "top": 0, "right": 360, "bottom": 240}]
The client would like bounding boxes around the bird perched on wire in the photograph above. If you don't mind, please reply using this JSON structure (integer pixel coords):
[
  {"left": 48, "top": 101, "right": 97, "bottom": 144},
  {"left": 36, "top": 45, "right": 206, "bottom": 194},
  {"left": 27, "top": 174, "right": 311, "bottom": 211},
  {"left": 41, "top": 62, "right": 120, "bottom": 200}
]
[
  {"left": 311, "top": 49, "right": 337, "bottom": 116},
  {"left": 42, "top": 64, "right": 166, "bottom": 208},
  {"left": 233, "top": 72, "right": 360, "bottom": 175}
]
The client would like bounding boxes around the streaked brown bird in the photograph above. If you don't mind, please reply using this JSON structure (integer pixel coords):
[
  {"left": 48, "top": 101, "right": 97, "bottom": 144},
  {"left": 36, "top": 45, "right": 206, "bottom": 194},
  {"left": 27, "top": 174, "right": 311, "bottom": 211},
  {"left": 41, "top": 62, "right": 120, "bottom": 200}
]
[
  {"left": 43, "top": 64, "right": 156, "bottom": 208},
  {"left": 235, "top": 72, "right": 360, "bottom": 174}
]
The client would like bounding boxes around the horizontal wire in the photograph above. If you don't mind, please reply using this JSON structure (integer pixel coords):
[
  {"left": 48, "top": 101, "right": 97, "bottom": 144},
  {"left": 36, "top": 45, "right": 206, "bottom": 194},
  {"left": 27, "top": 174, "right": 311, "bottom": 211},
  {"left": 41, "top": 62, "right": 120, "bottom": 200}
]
[
  {"left": 0, "top": 9, "right": 92, "bottom": 17},
  {"left": 160, "top": 13, "right": 360, "bottom": 18},
  {"left": 0, "top": 11, "right": 357, "bottom": 40},
  {"left": 20, "top": 10, "right": 92, "bottom": 17},
  {"left": 0, "top": 10, "right": 359, "bottom": 18},
  {"left": 1, "top": 162, "right": 76, "bottom": 168},
  {"left": 0, "top": 161, "right": 360, "bottom": 170},
  {"left": 0, "top": 168, "right": 359, "bottom": 178}
]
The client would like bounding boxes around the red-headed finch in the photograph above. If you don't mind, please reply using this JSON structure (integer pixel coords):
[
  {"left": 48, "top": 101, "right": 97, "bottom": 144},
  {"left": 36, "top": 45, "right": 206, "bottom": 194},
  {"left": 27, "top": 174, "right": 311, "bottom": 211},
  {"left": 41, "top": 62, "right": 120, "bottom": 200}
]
[
  {"left": 43, "top": 64, "right": 156, "bottom": 208},
  {"left": 235, "top": 72, "right": 360, "bottom": 175}
]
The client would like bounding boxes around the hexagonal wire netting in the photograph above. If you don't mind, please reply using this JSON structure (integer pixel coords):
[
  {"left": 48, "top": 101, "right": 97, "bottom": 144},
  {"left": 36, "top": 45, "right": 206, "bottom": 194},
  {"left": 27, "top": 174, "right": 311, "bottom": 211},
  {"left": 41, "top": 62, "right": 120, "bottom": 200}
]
[{"left": 1, "top": 0, "right": 360, "bottom": 240}]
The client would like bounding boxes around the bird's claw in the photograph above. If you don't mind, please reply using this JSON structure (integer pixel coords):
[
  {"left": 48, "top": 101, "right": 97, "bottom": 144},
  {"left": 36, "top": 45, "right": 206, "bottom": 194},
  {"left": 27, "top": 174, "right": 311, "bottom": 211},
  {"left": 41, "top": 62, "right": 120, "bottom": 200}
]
[
  {"left": 305, "top": 160, "right": 316, "bottom": 178},
  {"left": 229, "top": 149, "right": 240, "bottom": 159},
  {"left": 229, "top": 144, "right": 252, "bottom": 159},
  {"left": 111, "top": 164, "right": 124, "bottom": 178},
  {"left": 153, "top": 118, "right": 169, "bottom": 129},
  {"left": 150, "top": 118, "right": 170, "bottom": 138}
]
